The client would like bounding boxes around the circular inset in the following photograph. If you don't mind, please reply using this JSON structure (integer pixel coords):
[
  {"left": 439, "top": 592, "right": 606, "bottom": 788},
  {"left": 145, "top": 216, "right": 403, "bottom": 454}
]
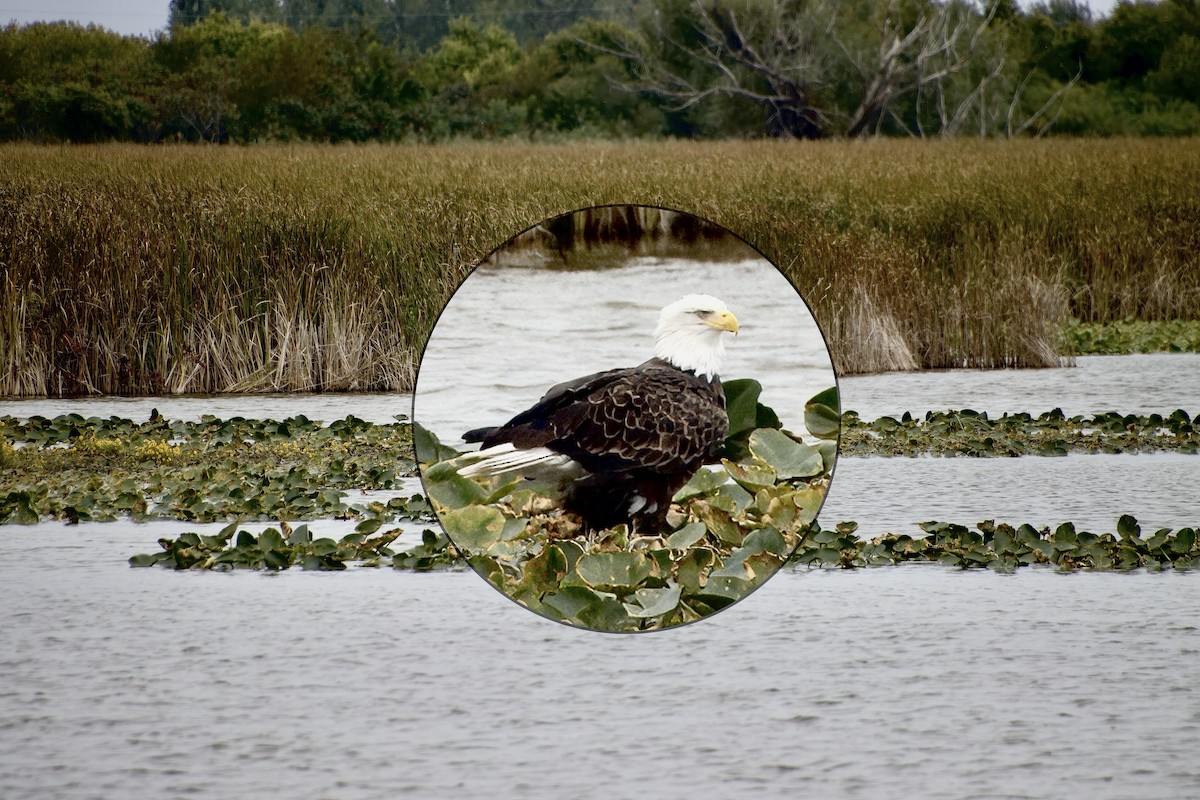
[{"left": 414, "top": 206, "right": 838, "bottom": 632}]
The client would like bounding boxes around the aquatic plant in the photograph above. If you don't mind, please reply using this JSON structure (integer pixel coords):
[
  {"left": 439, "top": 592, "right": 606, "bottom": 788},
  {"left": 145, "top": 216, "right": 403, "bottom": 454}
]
[
  {"left": 839, "top": 408, "right": 1198, "bottom": 456},
  {"left": 129, "top": 520, "right": 450, "bottom": 571},
  {"left": 0, "top": 413, "right": 421, "bottom": 524},
  {"left": 793, "top": 515, "right": 1200, "bottom": 572},
  {"left": 2, "top": 139, "right": 1198, "bottom": 394},
  {"left": 135, "top": 513, "right": 1199, "bottom": 576},
  {"left": 417, "top": 384, "right": 838, "bottom": 631},
  {"left": 1063, "top": 319, "right": 1200, "bottom": 355}
]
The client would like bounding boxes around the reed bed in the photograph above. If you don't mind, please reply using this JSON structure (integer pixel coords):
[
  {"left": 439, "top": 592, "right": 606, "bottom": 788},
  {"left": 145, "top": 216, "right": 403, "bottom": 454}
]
[{"left": 1, "top": 139, "right": 1197, "bottom": 396}]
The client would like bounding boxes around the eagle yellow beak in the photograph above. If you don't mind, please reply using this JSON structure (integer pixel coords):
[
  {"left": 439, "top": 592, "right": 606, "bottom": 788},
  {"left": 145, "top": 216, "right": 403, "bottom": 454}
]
[{"left": 706, "top": 309, "right": 739, "bottom": 334}]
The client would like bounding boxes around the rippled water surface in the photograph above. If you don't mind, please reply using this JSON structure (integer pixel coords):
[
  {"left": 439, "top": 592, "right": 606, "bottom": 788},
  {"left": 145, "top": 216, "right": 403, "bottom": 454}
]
[
  {"left": 2, "top": 330, "right": 1199, "bottom": 797},
  {"left": 823, "top": 452, "right": 1199, "bottom": 535},
  {"left": 2, "top": 355, "right": 1194, "bottom": 429},
  {"left": 841, "top": 353, "right": 1200, "bottom": 419},
  {"left": 413, "top": 255, "right": 836, "bottom": 443},
  {"left": 2, "top": 526, "right": 1197, "bottom": 800}
]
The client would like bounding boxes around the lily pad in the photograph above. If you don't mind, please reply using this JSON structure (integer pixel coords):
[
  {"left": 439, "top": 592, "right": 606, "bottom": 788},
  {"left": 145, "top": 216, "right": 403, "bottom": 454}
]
[
  {"left": 542, "top": 585, "right": 604, "bottom": 620},
  {"left": 423, "top": 467, "right": 489, "bottom": 510},
  {"left": 624, "top": 585, "right": 682, "bottom": 618},
  {"left": 575, "top": 551, "right": 653, "bottom": 589},
  {"left": 804, "top": 387, "right": 841, "bottom": 440},
  {"left": 413, "top": 421, "right": 461, "bottom": 464},
  {"left": 439, "top": 505, "right": 507, "bottom": 550},
  {"left": 722, "top": 457, "right": 777, "bottom": 491},
  {"left": 665, "top": 521, "right": 708, "bottom": 550},
  {"left": 748, "top": 428, "right": 824, "bottom": 479}
]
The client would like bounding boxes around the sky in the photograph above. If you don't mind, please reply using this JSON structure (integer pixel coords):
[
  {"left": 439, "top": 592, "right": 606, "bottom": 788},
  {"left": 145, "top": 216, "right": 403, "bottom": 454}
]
[
  {"left": 1, "top": 0, "right": 1124, "bottom": 38},
  {"left": 1, "top": 1, "right": 171, "bottom": 37}
]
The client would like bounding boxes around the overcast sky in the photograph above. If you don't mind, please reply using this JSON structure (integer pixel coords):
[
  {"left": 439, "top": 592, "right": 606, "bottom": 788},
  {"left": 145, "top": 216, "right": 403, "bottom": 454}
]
[{"left": 2, "top": 0, "right": 1124, "bottom": 38}]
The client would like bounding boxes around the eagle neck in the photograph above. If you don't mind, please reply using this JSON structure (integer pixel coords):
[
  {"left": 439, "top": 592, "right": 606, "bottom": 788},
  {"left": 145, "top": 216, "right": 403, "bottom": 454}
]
[{"left": 654, "top": 329, "right": 725, "bottom": 383}]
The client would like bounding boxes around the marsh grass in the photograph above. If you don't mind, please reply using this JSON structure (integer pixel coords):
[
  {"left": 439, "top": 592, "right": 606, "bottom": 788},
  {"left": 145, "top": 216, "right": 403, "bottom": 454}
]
[{"left": 2, "top": 139, "right": 1198, "bottom": 395}]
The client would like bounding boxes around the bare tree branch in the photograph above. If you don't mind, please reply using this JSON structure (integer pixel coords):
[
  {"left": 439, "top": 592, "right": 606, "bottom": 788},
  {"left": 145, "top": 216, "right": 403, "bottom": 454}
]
[
  {"left": 1007, "top": 65, "right": 1082, "bottom": 137},
  {"left": 579, "top": 0, "right": 1075, "bottom": 140}
]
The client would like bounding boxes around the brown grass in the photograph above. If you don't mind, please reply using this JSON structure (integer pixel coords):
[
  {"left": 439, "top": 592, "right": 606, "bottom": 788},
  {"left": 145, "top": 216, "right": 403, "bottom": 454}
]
[{"left": 1, "top": 138, "right": 1197, "bottom": 395}]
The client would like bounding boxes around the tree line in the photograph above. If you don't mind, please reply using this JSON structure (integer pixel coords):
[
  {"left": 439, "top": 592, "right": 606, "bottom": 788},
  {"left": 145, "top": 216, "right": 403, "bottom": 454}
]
[{"left": 2, "top": 0, "right": 1197, "bottom": 143}]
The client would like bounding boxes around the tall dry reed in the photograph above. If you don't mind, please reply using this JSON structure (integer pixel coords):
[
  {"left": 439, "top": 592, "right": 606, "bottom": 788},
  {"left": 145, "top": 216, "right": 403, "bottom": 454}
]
[{"left": 1, "top": 139, "right": 1197, "bottom": 395}]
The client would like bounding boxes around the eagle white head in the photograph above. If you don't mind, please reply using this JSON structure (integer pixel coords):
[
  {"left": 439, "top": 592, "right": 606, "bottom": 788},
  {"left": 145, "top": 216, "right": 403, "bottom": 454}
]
[{"left": 653, "top": 294, "right": 739, "bottom": 381}]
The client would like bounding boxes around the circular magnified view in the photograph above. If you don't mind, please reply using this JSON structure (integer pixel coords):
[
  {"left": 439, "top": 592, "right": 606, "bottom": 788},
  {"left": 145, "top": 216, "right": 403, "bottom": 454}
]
[{"left": 413, "top": 205, "right": 838, "bottom": 632}]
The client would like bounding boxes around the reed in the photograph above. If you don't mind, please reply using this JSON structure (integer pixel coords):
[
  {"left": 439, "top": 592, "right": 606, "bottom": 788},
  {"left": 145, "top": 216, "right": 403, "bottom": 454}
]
[{"left": 1, "top": 138, "right": 1197, "bottom": 396}]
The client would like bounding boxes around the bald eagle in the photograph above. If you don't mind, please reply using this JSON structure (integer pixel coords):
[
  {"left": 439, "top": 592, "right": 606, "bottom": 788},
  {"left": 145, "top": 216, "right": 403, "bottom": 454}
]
[{"left": 457, "top": 294, "right": 739, "bottom": 533}]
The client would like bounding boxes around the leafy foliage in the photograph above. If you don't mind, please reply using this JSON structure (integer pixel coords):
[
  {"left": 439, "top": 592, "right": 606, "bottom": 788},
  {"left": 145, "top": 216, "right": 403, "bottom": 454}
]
[
  {"left": 417, "top": 389, "right": 837, "bottom": 631},
  {"left": 840, "top": 408, "right": 1199, "bottom": 457},
  {"left": 792, "top": 515, "right": 1200, "bottom": 572},
  {"left": 0, "top": 414, "right": 423, "bottom": 524},
  {"left": 129, "top": 520, "right": 458, "bottom": 571},
  {"left": 5, "top": 0, "right": 1200, "bottom": 142},
  {"left": 1063, "top": 318, "right": 1200, "bottom": 355}
]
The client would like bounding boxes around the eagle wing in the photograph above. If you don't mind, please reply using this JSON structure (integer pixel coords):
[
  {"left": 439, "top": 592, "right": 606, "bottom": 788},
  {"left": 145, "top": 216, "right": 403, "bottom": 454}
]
[{"left": 469, "top": 358, "right": 727, "bottom": 475}]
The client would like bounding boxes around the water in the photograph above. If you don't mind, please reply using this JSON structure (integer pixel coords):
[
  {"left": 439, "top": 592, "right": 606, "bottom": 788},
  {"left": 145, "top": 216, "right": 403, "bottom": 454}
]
[
  {"left": 1, "top": 526, "right": 1196, "bottom": 800},
  {"left": 823, "top": 452, "right": 1199, "bottom": 535},
  {"left": 2, "top": 355, "right": 1195, "bottom": 430},
  {"left": 412, "top": 256, "right": 836, "bottom": 443},
  {"left": 841, "top": 353, "right": 1200, "bottom": 419},
  {"left": 3, "top": 346, "right": 1199, "bottom": 798}
]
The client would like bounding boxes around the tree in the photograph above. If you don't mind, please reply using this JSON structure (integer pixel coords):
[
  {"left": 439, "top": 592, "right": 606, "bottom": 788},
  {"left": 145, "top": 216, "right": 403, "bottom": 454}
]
[
  {"left": 588, "top": 0, "right": 1078, "bottom": 138},
  {"left": 0, "top": 22, "right": 159, "bottom": 141},
  {"left": 585, "top": 0, "right": 838, "bottom": 137}
]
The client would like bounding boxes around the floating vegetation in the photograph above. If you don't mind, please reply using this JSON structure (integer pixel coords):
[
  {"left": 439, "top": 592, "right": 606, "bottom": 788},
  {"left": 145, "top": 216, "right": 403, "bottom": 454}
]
[
  {"left": 793, "top": 515, "right": 1199, "bottom": 572},
  {"left": 840, "top": 408, "right": 1197, "bottom": 457},
  {"left": 138, "top": 513, "right": 1198, "bottom": 577},
  {"left": 129, "top": 520, "right": 455, "bottom": 572},
  {"left": 1063, "top": 318, "right": 1200, "bottom": 355},
  {"left": 416, "top": 385, "right": 838, "bottom": 632},
  {"left": 0, "top": 413, "right": 419, "bottom": 524},
  {"left": 5, "top": 405, "right": 1195, "bottom": 527}
]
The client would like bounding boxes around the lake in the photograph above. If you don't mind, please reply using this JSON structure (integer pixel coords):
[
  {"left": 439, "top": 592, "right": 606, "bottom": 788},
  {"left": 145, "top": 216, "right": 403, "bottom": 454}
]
[
  {"left": 2, "top": 347, "right": 1198, "bottom": 798},
  {"left": 1, "top": 526, "right": 1196, "bottom": 800},
  {"left": 413, "top": 255, "right": 836, "bottom": 444}
]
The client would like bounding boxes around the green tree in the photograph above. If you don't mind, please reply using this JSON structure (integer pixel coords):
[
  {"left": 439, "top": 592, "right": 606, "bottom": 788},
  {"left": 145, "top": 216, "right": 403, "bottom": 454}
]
[
  {"left": 0, "top": 22, "right": 159, "bottom": 141},
  {"left": 1021, "top": 0, "right": 1093, "bottom": 81},
  {"left": 1089, "top": 0, "right": 1180, "bottom": 82},
  {"left": 502, "top": 19, "right": 666, "bottom": 137}
]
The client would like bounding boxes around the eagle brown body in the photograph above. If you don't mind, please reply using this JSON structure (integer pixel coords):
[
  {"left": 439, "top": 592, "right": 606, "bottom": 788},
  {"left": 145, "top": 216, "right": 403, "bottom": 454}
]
[
  {"left": 464, "top": 357, "right": 728, "bottom": 531},
  {"left": 457, "top": 294, "right": 739, "bottom": 534}
]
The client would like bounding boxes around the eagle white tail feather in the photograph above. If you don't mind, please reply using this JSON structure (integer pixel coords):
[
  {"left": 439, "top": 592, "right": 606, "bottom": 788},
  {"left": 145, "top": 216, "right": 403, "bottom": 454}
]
[{"left": 457, "top": 443, "right": 584, "bottom": 481}]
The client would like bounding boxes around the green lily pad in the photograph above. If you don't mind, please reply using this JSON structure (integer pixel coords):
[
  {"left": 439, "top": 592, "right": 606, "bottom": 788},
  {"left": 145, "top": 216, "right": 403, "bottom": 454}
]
[
  {"left": 723, "top": 379, "right": 765, "bottom": 439},
  {"left": 665, "top": 521, "right": 708, "bottom": 550},
  {"left": 423, "top": 468, "right": 489, "bottom": 510},
  {"left": 574, "top": 594, "right": 634, "bottom": 631},
  {"left": 804, "top": 387, "right": 841, "bottom": 440},
  {"left": 748, "top": 428, "right": 824, "bottom": 479},
  {"left": 575, "top": 552, "right": 653, "bottom": 589},
  {"left": 1118, "top": 514, "right": 1141, "bottom": 540},
  {"left": 439, "top": 505, "right": 507, "bottom": 550},
  {"left": 413, "top": 421, "right": 461, "bottom": 464},
  {"left": 675, "top": 549, "right": 714, "bottom": 593},
  {"left": 694, "top": 575, "right": 752, "bottom": 606},
  {"left": 624, "top": 585, "right": 682, "bottom": 618},
  {"left": 542, "top": 585, "right": 603, "bottom": 620},
  {"left": 674, "top": 467, "right": 727, "bottom": 501},
  {"left": 722, "top": 458, "right": 777, "bottom": 491},
  {"left": 742, "top": 526, "right": 787, "bottom": 556}
]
